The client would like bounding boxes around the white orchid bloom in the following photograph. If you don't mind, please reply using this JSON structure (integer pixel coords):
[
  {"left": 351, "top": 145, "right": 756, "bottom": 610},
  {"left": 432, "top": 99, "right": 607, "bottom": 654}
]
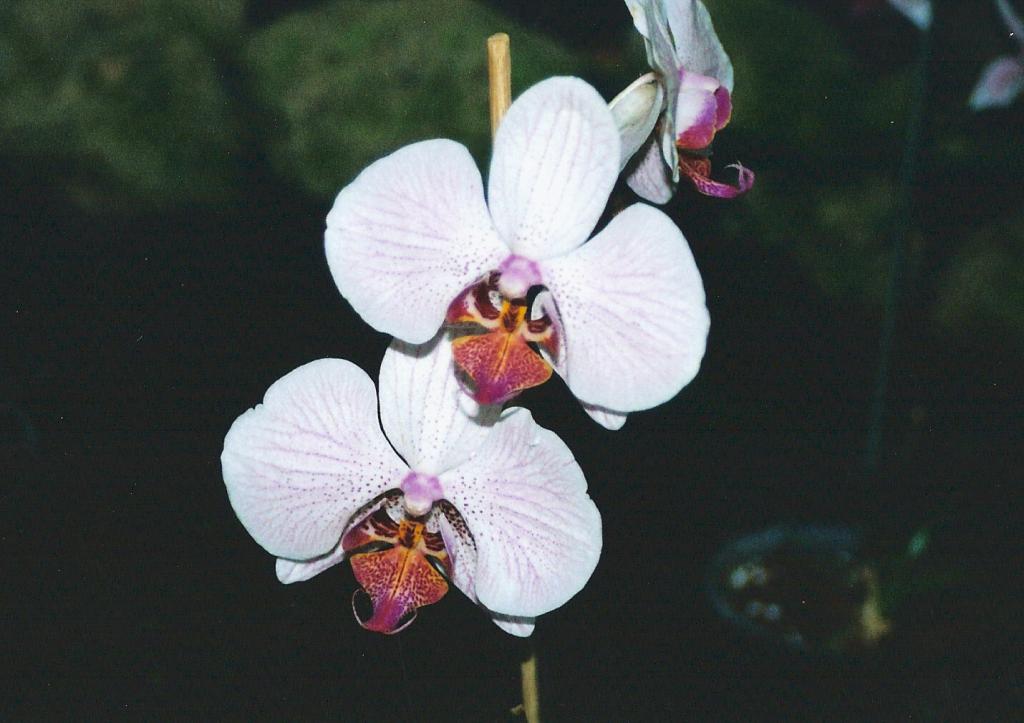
[
  {"left": 325, "top": 76, "right": 709, "bottom": 430},
  {"left": 222, "top": 336, "right": 601, "bottom": 635}
]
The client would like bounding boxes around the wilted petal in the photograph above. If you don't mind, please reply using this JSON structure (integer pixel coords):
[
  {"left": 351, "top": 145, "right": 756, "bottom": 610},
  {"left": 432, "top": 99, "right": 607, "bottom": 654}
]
[
  {"left": 488, "top": 77, "right": 620, "bottom": 260},
  {"left": 325, "top": 139, "right": 507, "bottom": 344},
  {"left": 222, "top": 360, "right": 406, "bottom": 560},
  {"left": 968, "top": 56, "right": 1024, "bottom": 110},
  {"left": 378, "top": 333, "right": 499, "bottom": 476},
  {"left": 625, "top": 135, "right": 675, "bottom": 204},
  {"left": 609, "top": 73, "right": 665, "bottom": 169},
  {"left": 887, "top": 0, "right": 932, "bottom": 30},
  {"left": 541, "top": 204, "right": 709, "bottom": 413},
  {"left": 679, "top": 156, "right": 755, "bottom": 198},
  {"left": 439, "top": 408, "right": 601, "bottom": 617}
]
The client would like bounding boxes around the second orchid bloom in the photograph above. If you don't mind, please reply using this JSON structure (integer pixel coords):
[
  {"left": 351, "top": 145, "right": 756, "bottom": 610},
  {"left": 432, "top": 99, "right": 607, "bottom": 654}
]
[
  {"left": 223, "top": 336, "right": 601, "bottom": 635},
  {"left": 326, "top": 77, "right": 710, "bottom": 429}
]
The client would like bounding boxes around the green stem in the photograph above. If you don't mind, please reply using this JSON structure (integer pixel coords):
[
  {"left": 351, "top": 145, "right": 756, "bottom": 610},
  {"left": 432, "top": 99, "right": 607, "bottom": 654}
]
[{"left": 863, "top": 25, "right": 932, "bottom": 473}]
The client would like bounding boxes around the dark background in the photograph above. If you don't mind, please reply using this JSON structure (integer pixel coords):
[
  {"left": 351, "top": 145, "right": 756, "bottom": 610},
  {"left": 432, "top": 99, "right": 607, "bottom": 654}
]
[{"left": 3, "top": 0, "right": 1022, "bottom": 718}]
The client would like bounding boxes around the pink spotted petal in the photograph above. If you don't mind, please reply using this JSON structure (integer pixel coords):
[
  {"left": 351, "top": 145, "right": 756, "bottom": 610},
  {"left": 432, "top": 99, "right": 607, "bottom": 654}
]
[
  {"left": 434, "top": 503, "right": 537, "bottom": 636},
  {"left": 222, "top": 360, "right": 407, "bottom": 561},
  {"left": 541, "top": 203, "right": 709, "bottom": 413},
  {"left": 609, "top": 73, "right": 665, "bottom": 170},
  {"left": 439, "top": 408, "right": 601, "bottom": 618},
  {"left": 325, "top": 139, "right": 508, "bottom": 344},
  {"left": 488, "top": 77, "right": 620, "bottom": 261},
  {"left": 625, "top": 135, "right": 675, "bottom": 204},
  {"left": 969, "top": 56, "right": 1024, "bottom": 110},
  {"left": 378, "top": 333, "right": 499, "bottom": 476},
  {"left": 679, "top": 156, "right": 755, "bottom": 199}
]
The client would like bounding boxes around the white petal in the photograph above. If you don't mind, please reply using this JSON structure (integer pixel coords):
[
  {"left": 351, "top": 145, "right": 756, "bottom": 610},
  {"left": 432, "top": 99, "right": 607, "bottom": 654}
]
[
  {"left": 887, "top": 0, "right": 933, "bottom": 30},
  {"left": 275, "top": 492, "right": 401, "bottom": 583},
  {"left": 276, "top": 544, "right": 345, "bottom": 584},
  {"left": 609, "top": 73, "right": 665, "bottom": 169},
  {"left": 222, "top": 359, "right": 406, "bottom": 560},
  {"left": 439, "top": 408, "right": 602, "bottom": 618},
  {"left": 582, "top": 403, "right": 628, "bottom": 431},
  {"left": 625, "top": 136, "right": 675, "bottom": 204},
  {"left": 325, "top": 139, "right": 508, "bottom": 344},
  {"left": 492, "top": 615, "right": 536, "bottom": 637},
  {"left": 378, "top": 333, "right": 500, "bottom": 475},
  {"left": 664, "top": 0, "right": 734, "bottom": 92},
  {"left": 625, "top": 0, "right": 651, "bottom": 37},
  {"left": 541, "top": 204, "right": 709, "bottom": 412},
  {"left": 968, "top": 56, "right": 1024, "bottom": 110},
  {"left": 629, "top": 0, "right": 680, "bottom": 82},
  {"left": 488, "top": 77, "right": 620, "bottom": 260}
]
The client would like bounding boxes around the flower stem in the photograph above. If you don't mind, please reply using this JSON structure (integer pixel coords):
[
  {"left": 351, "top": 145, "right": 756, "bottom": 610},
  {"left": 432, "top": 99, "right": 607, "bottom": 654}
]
[
  {"left": 863, "top": 23, "right": 932, "bottom": 473},
  {"left": 487, "top": 32, "right": 512, "bottom": 138},
  {"left": 520, "top": 650, "right": 541, "bottom": 723}
]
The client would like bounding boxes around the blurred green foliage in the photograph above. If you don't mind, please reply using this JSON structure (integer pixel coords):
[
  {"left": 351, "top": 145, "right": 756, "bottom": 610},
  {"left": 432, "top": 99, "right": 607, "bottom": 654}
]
[
  {"left": 244, "top": 0, "right": 585, "bottom": 197},
  {"left": 0, "top": 0, "right": 244, "bottom": 208},
  {"left": 1, "top": 0, "right": 1022, "bottom": 342}
]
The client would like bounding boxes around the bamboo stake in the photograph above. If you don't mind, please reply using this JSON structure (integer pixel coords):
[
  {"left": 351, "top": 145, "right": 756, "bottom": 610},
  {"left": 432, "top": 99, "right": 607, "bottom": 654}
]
[{"left": 487, "top": 33, "right": 511, "bottom": 138}]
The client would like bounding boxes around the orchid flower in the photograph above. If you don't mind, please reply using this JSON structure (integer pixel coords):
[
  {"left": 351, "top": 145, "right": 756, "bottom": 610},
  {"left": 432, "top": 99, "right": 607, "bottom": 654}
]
[
  {"left": 610, "top": 0, "right": 754, "bottom": 204},
  {"left": 852, "top": 0, "right": 933, "bottom": 31},
  {"left": 325, "top": 76, "right": 709, "bottom": 430},
  {"left": 969, "top": 0, "right": 1024, "bottom": 110},
  {"left": 222, "top": 335, "right": 601, "bottom": 635}
]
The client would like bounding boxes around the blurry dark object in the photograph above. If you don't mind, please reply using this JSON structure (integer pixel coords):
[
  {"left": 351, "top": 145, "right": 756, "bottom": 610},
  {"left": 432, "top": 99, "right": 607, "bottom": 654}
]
[{"left": 706, "top": 525, "right": 890, "bottom": 654}]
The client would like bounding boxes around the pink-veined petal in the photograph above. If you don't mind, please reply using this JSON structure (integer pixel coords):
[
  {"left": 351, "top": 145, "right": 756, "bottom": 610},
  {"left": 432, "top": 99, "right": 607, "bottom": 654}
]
[
  {"left": 887, "top": 0, "right": 933, "bottom": 30},
  {"left": 610, "top": 73, "right": 665, "bottom": 170},
  {"left": 275, "top": 492, "right": 403, "bottom": 583},
  {"left": 325, "top": 139, "right": 508, "bottom": 344},
  {"left": 968, "top": 55, "right": 1024, "bottom": 110},
  {"left": 663, "top": 0, "right": 735, "bottom": 92},
  {"left": 435, "top": 502, "right": 537, "bottom": 636},
  {"left": 439, "top": 407, "right": 601, "bottom": 618},
  {"left": 488, "top": 77, "right": 620, "bottom": 261},
  {"left": 378, "top": 333, "right": 500, "bottom": 475},
  {"left": 541, "top": 204, "right": 709, "bottom": 413},
  {"left": 625, "top": 135, "right": 675, "bottom": 204},
  {"left": 222, "top": 360, "right": 407, "bottom": 560}
]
